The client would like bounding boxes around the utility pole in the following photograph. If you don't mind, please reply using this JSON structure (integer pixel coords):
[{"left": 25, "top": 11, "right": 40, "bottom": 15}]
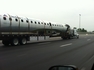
[{"left": 79, "top": 14, "right": 81, "bottom": 29}]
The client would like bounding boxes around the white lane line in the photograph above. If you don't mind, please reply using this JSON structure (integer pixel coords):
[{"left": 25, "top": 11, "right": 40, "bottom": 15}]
[
  {"left": 38, "top": 42, "right": 51, "bottom": 45},
  {"left": 60, "top": 43, "right": 72, "bottom": 47},
  {"left": 87, "top": 39, "right": 91, "bottom": 41}
]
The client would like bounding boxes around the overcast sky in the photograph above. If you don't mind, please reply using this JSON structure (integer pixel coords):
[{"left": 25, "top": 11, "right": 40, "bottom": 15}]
[{"left": 0, "top": 0, "right": 94, "bottom": 31}]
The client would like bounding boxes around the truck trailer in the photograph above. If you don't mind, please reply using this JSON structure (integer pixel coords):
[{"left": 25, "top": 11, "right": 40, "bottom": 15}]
[{"left": 0, "top": 14, "right": 79, "bottom": 46}]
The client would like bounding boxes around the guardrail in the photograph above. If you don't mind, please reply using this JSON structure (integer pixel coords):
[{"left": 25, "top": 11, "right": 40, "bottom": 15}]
[{"left": 78, "top": 32, "right": 94, "bottom": 34}]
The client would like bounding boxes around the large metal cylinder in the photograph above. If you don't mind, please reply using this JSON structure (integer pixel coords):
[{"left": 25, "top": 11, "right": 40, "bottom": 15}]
[{"left": 0, "top": 14, "right": 68, "bottom": 34}]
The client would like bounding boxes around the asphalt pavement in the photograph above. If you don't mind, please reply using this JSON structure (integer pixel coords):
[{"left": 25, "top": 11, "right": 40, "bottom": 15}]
[{"left": 0, "top": 34, "right": 94, "bottom": 70}]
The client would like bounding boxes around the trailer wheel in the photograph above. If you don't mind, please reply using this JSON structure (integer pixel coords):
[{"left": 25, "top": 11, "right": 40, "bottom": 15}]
[
  {"left": 20, "top": 38, "right": 27, "bottom": 45},
  {"left": 2, "top": 40, "right": 10, "bottom": 46},
  {"left": 63, "top": 37, "right": 67, "bottom": 40},
  {"left": 11, "top": 38, "right": 19, "bottom": 46},
  {"left": 75, "top": 35, "right": 79, "bottom": 39},
  {"left": 68, "top": 36, "right": 71, "bottom": 39}
]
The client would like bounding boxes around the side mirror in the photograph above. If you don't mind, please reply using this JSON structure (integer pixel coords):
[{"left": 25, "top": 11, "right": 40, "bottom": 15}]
[{"left": 49, "top": 65, "right": 78, "bottom": 70}]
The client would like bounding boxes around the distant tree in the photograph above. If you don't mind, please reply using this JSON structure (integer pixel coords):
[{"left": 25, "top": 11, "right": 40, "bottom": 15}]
[
  {"left": 73, "top": 27, "right": 77, "bottom": 29},
  {"left": 77, "top": 28, "right": 81, "bottom": 32},
  {"left": 92, "top": 31, "right": 94, "bottom": 32},
  {"left": 77, "top": 28, "right": 87, "bottom": 32}
]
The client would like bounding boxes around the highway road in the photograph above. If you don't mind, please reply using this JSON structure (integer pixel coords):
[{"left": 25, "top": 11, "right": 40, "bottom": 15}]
[{"left": 0, "top": 34, "right": 94, "bottom": 70}]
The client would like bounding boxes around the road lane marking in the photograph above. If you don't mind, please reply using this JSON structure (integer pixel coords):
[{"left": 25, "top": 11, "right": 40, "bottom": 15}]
[
  {"left": 60, "top": 43, "right": 72, "bottom": 47},
  {"left": 38, "top": 42, "right": 51, "bottom": 45},
  {"left": 87, "top": 39, "right": 91, "bottom": 41}
]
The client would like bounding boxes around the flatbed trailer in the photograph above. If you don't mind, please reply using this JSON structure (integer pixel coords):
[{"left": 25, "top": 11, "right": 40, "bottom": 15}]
[{"left": 0, "top": 14, "right": 79, "bottom": 46}]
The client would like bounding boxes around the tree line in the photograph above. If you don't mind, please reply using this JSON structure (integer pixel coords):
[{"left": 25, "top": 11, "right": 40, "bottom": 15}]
[{"left": 77, "top": 28, "right": 87, "bottom": 32}]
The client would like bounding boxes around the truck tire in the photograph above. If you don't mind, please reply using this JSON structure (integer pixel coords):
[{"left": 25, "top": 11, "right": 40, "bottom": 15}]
[
  {"left": 61, "top": 36, "right": 67, "bottom": 40},
  {"left": 68, "top": 36, "right": 71, "bottom": 39},
  {"left": 77, "top": 36, "right": 79, "bottom": 39},
  {"left": 11, "top": 38, "right": 19, "bottom": 46},
  {"left": 19, "top": 38, "right": 27, "bottom": 45},
  {"left": 2, "top": 40, "right": 10, "bottom": 46},
  {"left": 76, "top": 35, "right": 79, "bottom": 39}
]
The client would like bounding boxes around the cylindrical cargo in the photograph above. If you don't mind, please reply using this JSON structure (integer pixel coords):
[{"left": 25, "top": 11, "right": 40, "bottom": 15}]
[{"left": 0, "top": 14, "right": 68, "bottom": 33}]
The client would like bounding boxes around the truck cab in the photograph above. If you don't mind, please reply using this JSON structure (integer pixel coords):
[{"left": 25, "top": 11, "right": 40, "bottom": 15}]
[{"left": 73, "top": 29, "right": 79, "bottom": 39}]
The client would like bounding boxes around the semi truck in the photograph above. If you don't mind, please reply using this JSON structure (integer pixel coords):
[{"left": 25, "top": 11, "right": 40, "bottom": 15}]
[{"left": 0, "top": 14, "right": 79, "bottom": 46}]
